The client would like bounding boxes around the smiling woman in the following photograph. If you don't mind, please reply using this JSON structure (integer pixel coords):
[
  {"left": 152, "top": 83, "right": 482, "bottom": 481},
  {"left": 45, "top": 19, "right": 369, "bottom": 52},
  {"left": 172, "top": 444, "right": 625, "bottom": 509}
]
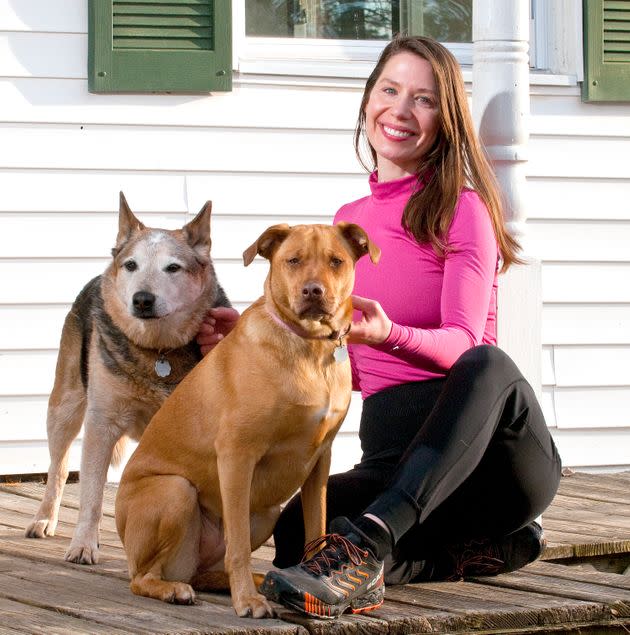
[{"left": 244, "top": 0, "right": 472, "bottom": 42}]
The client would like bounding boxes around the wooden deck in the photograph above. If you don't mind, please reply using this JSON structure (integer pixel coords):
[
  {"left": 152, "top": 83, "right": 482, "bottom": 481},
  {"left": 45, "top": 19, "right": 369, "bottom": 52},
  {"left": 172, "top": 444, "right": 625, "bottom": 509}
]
[{"left": 1, "top": 471, "right": 629, "bottom": 634}]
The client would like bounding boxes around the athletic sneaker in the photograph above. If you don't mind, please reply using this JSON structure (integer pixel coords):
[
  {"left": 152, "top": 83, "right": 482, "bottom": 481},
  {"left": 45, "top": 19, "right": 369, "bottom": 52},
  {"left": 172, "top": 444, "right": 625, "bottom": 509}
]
[
  {"left": 260, "top": 517, "right": 385, "bottom": 619},
  {"left": 384, "top": 521, "right": 547, "bottom": 584}
]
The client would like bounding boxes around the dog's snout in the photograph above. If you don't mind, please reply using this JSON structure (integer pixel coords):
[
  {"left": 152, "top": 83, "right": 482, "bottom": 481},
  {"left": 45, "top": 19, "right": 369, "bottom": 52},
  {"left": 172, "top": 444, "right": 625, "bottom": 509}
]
[
  {"left": 132, "top": 291, "right": 156, "bottom": 317},
  {"left": 302, "top": 282, "right": 324, "bottom": 299}
]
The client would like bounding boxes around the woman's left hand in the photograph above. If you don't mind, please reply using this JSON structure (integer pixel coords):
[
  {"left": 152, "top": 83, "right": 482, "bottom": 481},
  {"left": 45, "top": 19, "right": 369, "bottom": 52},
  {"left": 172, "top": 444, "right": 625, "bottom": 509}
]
[{"left": 349, "top": 295, "right": 393, "bottom": 345}]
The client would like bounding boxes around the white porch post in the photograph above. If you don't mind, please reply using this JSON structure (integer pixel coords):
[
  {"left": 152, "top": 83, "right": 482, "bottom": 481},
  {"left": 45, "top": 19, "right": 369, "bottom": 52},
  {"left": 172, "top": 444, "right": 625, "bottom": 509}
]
[{"left": 472, "top": 0, "right": 543, "bottom": 399}]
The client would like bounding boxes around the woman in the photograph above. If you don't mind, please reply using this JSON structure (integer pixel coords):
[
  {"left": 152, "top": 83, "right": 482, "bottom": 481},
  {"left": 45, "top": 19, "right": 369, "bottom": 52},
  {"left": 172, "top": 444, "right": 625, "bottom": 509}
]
[{"left": 199, "top": 35, "right": 562, "bottom": 619}]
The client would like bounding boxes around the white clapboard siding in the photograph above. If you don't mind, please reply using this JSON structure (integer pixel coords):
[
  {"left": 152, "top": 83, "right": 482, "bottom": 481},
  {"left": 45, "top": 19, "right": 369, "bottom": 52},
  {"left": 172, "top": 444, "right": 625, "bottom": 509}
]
[
  {"left": 0, "top": 126, "right": 359, "bottom": 174},
  {"left": 0, "top": 32, "right": 84, "bottom": 78},
  {"left": 0, "top": 171, "right": 368, "bottom": 215},
  {"left": 528, "top": 220, "right": 630, "bottom": 262},
  {"left": 0, "top": 173, "right": 190, "bottom": 213},
  {"left": 554, "top": 346, "right": 630, "bottom": 387},
  {"left": 0, "top": 0, "right": 86, "bottom": 32},
  {"left": 0, "top": 215, "right": 331, "bottom": 262},
  {"left": 551, "top": 428, "right": 630, "bottom": 469},
  {"left": 529, "top": 136, "right": 630, "bottom": 179},
  {"left": 542, "top": 305, "right": 630, "bottom": 345},
  {"left": 0, "top": 79, "right": 363, "bottom": 130},
  {"left": 527, "top": 177, "right": 630, "bottom": 220},
  {"left": 555, "top": 387, "right": 630, "bottom": 429},
  {"left": 542, "top": 262, "right": 630, "bottom": 303}
]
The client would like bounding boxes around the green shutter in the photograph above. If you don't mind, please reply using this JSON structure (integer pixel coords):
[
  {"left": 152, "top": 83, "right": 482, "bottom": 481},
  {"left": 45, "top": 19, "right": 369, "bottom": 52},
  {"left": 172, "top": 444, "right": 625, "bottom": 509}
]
[
  {"left": 583, "top": 0, "right": 630, "bottom": 101},
  {"left": 88, "top": 0, "right": 231, "bottom": 93}
]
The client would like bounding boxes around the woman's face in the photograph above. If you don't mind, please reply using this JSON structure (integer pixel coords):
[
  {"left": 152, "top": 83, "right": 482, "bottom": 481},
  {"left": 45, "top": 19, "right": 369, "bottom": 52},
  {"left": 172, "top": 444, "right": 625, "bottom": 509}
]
[{"left": 365, "top": 51, "right": 440, "bottom": 182}]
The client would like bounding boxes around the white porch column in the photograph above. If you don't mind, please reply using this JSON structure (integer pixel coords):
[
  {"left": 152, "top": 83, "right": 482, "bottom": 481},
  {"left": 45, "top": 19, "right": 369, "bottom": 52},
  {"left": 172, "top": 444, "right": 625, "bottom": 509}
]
[{"left": 472, "top": 0, "right": 543, "bottom": 399}]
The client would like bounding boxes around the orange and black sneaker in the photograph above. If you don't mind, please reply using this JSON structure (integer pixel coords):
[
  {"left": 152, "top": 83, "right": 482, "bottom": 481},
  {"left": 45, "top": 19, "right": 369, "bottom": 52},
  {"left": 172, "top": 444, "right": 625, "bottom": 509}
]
[{"left": 260, "top": 518, "right": 384, "bottom": 620}]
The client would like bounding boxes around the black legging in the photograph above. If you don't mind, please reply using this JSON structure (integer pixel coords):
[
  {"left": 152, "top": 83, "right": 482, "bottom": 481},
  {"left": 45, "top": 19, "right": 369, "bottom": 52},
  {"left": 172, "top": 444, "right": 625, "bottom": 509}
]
[{"left": 273, "top": 345, "right": 562, "bottom": 567}]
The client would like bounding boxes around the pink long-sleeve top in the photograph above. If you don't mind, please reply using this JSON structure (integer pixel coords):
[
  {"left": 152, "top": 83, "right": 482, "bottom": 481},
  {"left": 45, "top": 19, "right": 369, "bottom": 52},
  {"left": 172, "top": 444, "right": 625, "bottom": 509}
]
[{"left": 335, "top": 172, "right": 499, "bottom": 400}]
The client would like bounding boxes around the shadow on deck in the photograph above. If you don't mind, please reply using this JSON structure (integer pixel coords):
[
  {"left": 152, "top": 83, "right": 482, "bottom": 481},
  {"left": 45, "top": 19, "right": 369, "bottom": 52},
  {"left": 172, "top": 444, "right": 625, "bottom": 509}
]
[{"left": 1, "top": 470, "right": 629, "bottom": 634}]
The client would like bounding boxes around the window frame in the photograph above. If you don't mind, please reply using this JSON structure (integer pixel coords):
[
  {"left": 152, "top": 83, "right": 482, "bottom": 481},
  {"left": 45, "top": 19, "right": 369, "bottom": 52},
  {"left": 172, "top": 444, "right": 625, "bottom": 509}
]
[{"left": 232, "top": 1, "right": 472, "bottom": 79}]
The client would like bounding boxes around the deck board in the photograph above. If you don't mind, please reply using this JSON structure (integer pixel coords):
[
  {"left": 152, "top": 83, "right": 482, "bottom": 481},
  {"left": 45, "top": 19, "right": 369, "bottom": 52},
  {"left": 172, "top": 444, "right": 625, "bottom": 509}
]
[{"left": 0, "top": 472, "right": 629, "bottom": 634}]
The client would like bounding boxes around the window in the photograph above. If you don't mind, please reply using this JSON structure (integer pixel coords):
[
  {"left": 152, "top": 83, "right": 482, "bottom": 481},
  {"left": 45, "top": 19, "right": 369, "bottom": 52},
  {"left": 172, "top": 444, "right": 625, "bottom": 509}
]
[
  {"left": 582, "top": 0, "right": 630, "bottom": 101},
  {"left": 88, "top": 0, "right": 232, "bottom": 93},
  {"left": 237, "top": 1, "right": 472, "bottom": 76},
  {"left": 244, "top": 0, "right": 471, "bottom": 42}
]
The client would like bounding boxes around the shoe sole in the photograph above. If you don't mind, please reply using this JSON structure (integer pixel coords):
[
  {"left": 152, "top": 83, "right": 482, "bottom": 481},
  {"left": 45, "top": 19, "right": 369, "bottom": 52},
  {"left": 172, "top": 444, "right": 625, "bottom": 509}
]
[{"left": 261, "top": 580, "right": 384, "bottom": 620}]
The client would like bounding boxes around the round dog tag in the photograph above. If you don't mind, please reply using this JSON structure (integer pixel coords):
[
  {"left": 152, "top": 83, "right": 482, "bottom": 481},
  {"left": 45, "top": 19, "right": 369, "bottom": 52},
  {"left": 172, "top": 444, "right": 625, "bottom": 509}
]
[
  {"left": 333, "top": 345, "right": 349, "bottom": 363},
  {"left": 155, "top": 357, "right": 172, "bottom": 378}
]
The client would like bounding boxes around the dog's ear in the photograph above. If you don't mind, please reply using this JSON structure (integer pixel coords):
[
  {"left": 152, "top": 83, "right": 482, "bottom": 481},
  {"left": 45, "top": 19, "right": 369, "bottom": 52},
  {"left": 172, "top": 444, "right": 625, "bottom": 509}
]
[
  {"left": 243, "top": 224, "right": 291, "bottom": 266},
  {"left": 183, "top": 201, "right": 212, "bottom": 260},
  {"left": 114, "top": 192, "right": 146, "bottom": 254},
  {"left": 337, "top": 222, "right": 380, "bottom": 264}
]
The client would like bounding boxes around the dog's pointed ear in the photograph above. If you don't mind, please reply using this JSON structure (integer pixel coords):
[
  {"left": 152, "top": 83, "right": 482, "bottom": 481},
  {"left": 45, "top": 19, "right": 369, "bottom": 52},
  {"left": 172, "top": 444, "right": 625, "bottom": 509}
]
[
  {"left": 337, "top": 222, "right": 380, "bottom": 264},
  {"left": 114, "top": 192, "right": 145, "bottom": 254},
  {"left": 183, "top": 201, "right": 212, "bottom": 260},
  {"left": 243, "top": 224, "right": 291, "bottom": 267}
]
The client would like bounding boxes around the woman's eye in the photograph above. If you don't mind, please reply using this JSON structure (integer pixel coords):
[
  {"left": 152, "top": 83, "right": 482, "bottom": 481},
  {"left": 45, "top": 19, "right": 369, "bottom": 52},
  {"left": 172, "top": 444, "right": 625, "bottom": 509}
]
[
  {"left": 124, "top": 260, "right": 137, "bottom": 272},
  {"left": 165, "top": 263, "right": 181, "bottom": 273}
]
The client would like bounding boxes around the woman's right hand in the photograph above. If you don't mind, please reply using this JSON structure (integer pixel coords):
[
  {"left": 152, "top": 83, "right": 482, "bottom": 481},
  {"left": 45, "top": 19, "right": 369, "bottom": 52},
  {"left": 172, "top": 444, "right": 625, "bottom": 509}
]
[{"left": 197, "top": 306, "right": 241, "bottom": 356}]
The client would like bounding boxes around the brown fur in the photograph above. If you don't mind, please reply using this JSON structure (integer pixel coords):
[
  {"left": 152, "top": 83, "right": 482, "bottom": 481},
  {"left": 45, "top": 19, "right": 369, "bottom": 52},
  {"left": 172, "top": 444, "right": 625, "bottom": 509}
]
[
  {"left": 25, "top": 193, "right": 230, "bottom": 566},
  {"left": 115, "top": 223, "right": 380, "bottom": 618}
]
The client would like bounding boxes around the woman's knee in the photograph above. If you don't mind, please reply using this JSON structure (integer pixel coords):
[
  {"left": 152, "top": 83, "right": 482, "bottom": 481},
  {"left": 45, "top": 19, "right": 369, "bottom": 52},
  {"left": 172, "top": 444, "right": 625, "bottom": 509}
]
[{"left": 454, "top": 345, "right": 522, "bottom": 382}]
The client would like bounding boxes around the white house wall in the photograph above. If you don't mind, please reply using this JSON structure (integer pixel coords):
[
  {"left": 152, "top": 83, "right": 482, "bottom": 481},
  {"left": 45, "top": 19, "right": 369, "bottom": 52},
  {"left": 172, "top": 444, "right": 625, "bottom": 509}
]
[{"left": 1, "top": 2, "right": 629, "bottom": 477}]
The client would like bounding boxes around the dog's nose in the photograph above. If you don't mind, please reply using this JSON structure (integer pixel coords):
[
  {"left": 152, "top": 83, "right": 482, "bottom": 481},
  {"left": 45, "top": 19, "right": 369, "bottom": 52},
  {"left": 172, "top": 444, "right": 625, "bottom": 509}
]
[
  {"left": 302, "top": 282, "right": 324, "bottom": 299},
  {"left": 133, "top": 291, "right": 156, "bottom": 313}
]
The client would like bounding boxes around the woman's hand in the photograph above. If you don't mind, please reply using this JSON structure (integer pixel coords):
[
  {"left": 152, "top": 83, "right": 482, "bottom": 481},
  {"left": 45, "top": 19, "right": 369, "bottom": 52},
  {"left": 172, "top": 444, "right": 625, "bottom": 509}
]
[
  {"left": 348, "top": 295, "right": 392, "bottom": 346},
  {"left": 197, "top": 306, "right": 241, "bottom": 356}
]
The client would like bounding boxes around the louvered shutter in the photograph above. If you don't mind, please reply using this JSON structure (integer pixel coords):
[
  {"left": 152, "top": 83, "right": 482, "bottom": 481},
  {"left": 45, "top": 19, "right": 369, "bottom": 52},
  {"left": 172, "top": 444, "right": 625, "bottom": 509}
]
[
  {"left": 88, "top": 0, "right": 231, "bottom": 93},
  {"left": 583, "top": 0, "right": 630, "bottom": 101}
]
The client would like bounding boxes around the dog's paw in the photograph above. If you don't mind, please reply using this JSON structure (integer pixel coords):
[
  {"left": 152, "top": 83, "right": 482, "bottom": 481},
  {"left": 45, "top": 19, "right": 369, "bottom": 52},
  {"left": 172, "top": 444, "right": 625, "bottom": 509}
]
[
  {"left": 25, "top": 518, "right": 56, "bottom": 539},
  {"left": 163, "top": 582, "right": 196, "bottom": 605},
  {"left": 64, "top": 543, "right": 99, "bottom": 565},
  {"left": 234, "top": 593, "right": 275, "bottom": 619}
]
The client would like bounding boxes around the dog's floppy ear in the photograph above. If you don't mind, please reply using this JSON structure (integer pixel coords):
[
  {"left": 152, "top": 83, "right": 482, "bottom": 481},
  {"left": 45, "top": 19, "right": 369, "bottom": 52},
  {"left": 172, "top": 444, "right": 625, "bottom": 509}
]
[
  {"left": 243, "top": 224, "right": 291, "bottom": 266},
  {"left": 114, "top": 192, "right": 146, "bottom": 254},
  {"left": 337, "top": 222, "right": 380, "bottom": 264},
  {"left": 183, "top": 201, "right": 212, "bottom": 260}
]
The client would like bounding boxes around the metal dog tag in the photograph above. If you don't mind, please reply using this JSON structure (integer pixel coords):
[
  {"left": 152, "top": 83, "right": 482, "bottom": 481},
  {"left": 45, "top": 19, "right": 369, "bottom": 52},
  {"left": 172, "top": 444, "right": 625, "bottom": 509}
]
[
  {"left": 333, "top": 344, "right": 349, "bottom": 364},
  {"left": 155, "top": 357, "right": 172, "bottom": 378}
]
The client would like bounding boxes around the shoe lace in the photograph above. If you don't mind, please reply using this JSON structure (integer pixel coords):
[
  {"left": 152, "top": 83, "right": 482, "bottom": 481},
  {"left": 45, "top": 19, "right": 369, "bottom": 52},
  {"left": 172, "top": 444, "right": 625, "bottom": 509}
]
[
  {"left": 448, "top": 539, "right": 504, "bottom": 581},
  {"left": 300, "top": 533, "right": 367, "bottom": 576}
]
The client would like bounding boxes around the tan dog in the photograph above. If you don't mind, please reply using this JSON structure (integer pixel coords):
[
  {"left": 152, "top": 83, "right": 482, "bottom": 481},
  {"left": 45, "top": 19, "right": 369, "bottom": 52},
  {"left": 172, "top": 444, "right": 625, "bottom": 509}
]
[{"left": 115, "top": 222, "right": 380, "bottom": 618}]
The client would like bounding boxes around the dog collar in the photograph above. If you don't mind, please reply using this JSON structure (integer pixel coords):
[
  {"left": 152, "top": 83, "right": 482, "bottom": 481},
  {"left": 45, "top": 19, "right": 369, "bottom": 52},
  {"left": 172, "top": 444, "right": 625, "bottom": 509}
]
[{"left": 266, "top": 306, "right": 350, "bottom": 363}]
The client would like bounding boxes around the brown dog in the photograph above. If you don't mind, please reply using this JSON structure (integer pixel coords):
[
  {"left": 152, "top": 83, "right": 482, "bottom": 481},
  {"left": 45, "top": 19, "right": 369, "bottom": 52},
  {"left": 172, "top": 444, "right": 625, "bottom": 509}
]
[{"left": 115, "top": 222, "right": 379, "bottom": 618}]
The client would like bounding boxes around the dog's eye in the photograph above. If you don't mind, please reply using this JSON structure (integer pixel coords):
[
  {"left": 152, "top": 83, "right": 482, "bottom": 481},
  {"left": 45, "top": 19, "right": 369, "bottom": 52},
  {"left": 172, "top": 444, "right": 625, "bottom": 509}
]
[
  {"left": 124, "top": 260, "right": 137, "bottom": 272},
  {"left": 165, "top": 263, "right": 181, "bottom": 273},
  {"left": 331, "top": 257, "right": 344, "bottom": 268},
  {"left": 287, "top": 257, "right": 300, "bottom": 266}
]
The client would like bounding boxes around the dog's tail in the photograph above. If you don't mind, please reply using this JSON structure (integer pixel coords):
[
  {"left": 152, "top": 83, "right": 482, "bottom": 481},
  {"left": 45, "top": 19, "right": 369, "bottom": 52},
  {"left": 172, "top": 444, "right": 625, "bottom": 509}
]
[{"left": 111, "top": 436, "right": 129, "bottom": 468}]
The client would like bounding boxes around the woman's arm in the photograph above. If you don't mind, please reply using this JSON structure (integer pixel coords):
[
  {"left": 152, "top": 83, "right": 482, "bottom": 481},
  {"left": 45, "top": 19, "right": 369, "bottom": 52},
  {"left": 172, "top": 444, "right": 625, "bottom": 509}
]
[{"left": 351, "top": 192, "right": 499, "bottom": 372}]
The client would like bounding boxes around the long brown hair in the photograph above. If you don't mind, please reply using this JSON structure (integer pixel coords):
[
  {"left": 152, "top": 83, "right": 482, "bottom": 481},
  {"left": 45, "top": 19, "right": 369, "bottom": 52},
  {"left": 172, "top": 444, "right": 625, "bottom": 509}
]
[{"left": 354, "top": 34, "right": 521, "bottom": 271}]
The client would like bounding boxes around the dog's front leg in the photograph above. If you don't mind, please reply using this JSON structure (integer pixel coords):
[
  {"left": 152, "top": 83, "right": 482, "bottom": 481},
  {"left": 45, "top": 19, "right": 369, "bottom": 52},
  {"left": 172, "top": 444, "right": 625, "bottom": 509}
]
[
  {"left": 216, "top": 451, "right": 274, "bottom": 618},
  {"left": 300, "top": 448, "right": 332, "bottom": 549},
  {"left": 65, "top": 414, "right": 121, "bottom": 564}
]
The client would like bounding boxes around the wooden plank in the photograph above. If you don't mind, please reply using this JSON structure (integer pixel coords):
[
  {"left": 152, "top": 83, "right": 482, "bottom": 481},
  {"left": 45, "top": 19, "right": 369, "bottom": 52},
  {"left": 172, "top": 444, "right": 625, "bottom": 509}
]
[
  {"left": 0, "top": 552, "right": 300, "bottom": 634},
  {"left": 548, "top": 492, "right": 630, "bottom": 519},
  {"left": 0, "top": 595, "right": 132, "bottom": 634},
  {"left": 474, "top": 569, "right": 630, "bottom": 616},
  {"left": 527, "top": 560, "right": 630, "bottom": 591},
  {"left": 554, "top": 479, "right": 630, "bottom": 505}
]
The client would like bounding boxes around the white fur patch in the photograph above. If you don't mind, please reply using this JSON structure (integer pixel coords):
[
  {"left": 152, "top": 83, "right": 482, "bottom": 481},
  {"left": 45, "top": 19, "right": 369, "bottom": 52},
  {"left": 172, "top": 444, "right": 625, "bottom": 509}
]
[{"left": 148, "top": 232, "right": 167, "bottom": 245}]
